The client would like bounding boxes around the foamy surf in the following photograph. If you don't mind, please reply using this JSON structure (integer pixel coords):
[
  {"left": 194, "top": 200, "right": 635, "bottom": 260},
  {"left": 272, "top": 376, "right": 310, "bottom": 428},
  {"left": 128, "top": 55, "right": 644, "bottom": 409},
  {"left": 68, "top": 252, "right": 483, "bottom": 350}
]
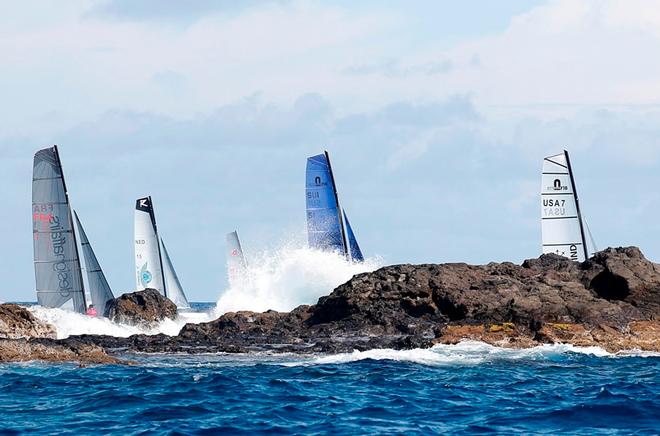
[
  {"left": 215, "top": 245, "right": 382, "bottom": 315},
  {"left": 28, "top": 306, "right": 215, "bottom": 340},
  {"left": 282, "top": 341, "right": 660, "bottom": 367}
]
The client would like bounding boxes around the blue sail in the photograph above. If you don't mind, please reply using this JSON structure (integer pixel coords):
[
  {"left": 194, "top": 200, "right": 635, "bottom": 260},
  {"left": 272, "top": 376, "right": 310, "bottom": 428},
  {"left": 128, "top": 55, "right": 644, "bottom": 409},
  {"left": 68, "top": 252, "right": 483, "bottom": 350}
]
[
  {"left": 343, "top": 209, "right": 364, "bottom": 262},
  {"left": 305, "top": 152, "right": 346, "bottom": 255}
]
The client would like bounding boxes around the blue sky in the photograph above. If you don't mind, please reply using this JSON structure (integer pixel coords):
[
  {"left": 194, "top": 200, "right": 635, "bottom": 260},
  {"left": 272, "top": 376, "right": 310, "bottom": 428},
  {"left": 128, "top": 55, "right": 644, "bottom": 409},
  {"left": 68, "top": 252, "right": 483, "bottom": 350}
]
[{"left": 3, "top": 0, "right": 660, "bottom": 301}]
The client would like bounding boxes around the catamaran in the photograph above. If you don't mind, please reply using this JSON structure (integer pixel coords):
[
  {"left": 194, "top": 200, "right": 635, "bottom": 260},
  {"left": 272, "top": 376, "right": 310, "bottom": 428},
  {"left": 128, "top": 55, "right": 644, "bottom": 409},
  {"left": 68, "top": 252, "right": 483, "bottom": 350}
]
[
  {"left": 134, "top": 196, "right": 191, "bottom": 309},
  {"left": 32, "top": 145, "right": 115, "bottom": 315},
  {"left": 305, "top": 151, "right": 364, "bottom": 262},
  {"left": 541, "top": 150, "right": 595, "bottom": 262},
  {"left": 226, "top": 230, "right": 248, "bottom": 287}
]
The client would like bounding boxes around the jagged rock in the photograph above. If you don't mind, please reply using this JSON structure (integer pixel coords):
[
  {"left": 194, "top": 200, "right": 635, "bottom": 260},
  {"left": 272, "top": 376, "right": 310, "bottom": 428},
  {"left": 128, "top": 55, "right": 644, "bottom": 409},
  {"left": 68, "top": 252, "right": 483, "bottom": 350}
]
[
  {"left": 0, "top": 304, "right": 56, "bottom": 339},
  {"left": 586, "top": 247, "right": 660, "bottom": 317},
  {"left": 61, "top": 247, "right": 660, "bottom": 354},
  {"left": 106, "top": 289, "right": 177, "bottom": 327}
]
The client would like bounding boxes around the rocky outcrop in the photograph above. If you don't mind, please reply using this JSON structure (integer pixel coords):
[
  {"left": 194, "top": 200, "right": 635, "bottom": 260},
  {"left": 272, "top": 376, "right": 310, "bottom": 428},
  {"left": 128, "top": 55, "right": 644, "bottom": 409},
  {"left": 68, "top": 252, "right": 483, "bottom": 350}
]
[
  {"left": 0, "top": 304, "right": 56, "bottom": 339},
  {"left": 0, "top": 338, "right": 124, "bottom": 364},
  {"left": 65, "top": 247, "right": 660, "bottom": 355},
  {"left": 4, "top": 247, "right": 658, "bottom": 360},
  {"left": 106, "top": 289, "right": 177, "bottom": 327}
]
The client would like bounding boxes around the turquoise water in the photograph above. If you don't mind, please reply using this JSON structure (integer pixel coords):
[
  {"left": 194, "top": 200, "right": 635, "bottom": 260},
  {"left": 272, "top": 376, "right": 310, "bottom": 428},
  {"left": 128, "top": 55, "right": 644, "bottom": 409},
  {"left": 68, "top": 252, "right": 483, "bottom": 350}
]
[{"left": 1, "top": 342, "right": 658, "bottom": 434}]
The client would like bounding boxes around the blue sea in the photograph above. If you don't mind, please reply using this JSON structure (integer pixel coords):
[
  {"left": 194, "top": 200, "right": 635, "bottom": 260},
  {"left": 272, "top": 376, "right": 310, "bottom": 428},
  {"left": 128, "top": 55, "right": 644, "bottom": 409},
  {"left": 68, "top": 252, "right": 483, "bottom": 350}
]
[{"left": 1, "top": 342, "right": 658, "bottom": 435}]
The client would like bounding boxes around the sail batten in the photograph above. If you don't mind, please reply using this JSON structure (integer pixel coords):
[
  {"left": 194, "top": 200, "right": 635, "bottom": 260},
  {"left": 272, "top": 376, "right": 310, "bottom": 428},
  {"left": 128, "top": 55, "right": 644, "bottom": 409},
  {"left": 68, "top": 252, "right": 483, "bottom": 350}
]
[
  {"left": 32, "top": 145, "right": 86, "bottom": 313},
  {"left": 74, "top": 211, "right": 114, "bottom": 316},
  {"left": 541, "top": 150, "right": 589, "bottom": 262}
]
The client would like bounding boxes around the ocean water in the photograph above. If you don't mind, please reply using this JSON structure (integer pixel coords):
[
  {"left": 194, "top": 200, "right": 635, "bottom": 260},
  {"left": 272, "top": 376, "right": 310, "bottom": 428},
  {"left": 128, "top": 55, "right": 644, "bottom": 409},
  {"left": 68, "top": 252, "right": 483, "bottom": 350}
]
[
  {"left": 7, "top": 249, "right": 660, "bottom": 434},
  {"left": 1, "top": 342, "right": 658, "bottom": 435}
]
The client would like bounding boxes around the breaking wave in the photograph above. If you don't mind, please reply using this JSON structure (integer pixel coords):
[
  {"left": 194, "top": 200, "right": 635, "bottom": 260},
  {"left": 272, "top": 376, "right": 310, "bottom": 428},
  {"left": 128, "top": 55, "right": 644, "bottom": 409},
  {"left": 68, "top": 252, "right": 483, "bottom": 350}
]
[
  {"left": 285, "top": 341, "right": 660, "bottom": 367},
  {"left": 215, "top": 245, "right": 383, "bottom": 315},
  {"left": 28, "top": 306, "right": 214, "bottom": 340}
]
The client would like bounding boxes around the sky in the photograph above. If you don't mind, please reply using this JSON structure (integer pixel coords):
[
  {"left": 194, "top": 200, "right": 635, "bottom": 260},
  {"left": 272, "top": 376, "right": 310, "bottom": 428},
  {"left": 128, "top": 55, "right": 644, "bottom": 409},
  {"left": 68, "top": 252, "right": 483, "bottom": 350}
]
[{"left": 3, "top": 0, "right": 660, "bottom": 302}]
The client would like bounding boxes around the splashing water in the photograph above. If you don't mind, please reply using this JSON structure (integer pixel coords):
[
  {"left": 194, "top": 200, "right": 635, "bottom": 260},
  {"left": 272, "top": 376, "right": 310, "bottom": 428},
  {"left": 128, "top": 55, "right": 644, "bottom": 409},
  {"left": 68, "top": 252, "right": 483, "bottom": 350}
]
[
  {"left": 284, "top": 341, "right": 633, "bottom": 367},
  {"left": 28, "top": 305, "right": 215, "bottom": 339},
  {"left": 215, "top": 245, "right": 383, "bottom": 315}
]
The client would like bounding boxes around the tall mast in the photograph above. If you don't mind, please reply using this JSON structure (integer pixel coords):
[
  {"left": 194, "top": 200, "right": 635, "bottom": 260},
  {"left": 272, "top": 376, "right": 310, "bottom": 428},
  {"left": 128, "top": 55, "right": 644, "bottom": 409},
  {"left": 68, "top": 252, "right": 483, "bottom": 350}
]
[
  {"left": 324, "top": 150, "right": 349, "bottom": 259},
  {"left": 564, "top": 150, "right": 589, "bottom": 260},
  {"left": 53, "top": 145, "right": 87, "bottom": 310}
]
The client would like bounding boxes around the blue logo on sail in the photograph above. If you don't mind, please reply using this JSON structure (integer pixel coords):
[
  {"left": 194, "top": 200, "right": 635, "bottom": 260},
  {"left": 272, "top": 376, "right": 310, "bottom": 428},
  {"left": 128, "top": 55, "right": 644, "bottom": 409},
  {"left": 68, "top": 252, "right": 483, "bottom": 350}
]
[{"left": 140, "top": 262, "right": 152, "bottom": 287}]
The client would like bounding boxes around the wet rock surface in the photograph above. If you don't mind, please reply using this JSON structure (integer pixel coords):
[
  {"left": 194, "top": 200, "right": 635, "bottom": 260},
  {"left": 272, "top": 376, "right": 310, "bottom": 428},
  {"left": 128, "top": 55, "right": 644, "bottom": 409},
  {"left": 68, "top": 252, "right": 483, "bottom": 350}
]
[
  {"left": 0, "top": 304, "right": 56, "bottom": 339},
  {"left": 66, "top": 246, "right": 660, "bottom": 355},
  {"left": 106, "top": 289, "right": 178, "bottom": 327}
]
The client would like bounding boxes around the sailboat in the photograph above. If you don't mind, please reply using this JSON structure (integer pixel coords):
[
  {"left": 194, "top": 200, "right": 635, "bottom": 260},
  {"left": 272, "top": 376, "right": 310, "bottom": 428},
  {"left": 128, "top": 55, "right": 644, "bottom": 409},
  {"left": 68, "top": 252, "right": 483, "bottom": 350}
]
[
  {"left": 541, "top": 150, "right": 594, "bottom": 262},
  {"left": 134, "top": 196, "right": 191, "bottom": 309},
  {"left": 226, "top": 230, "right": 248, "bottom": 287},
  {"left": 32, "top": 145, "right": 114, "bottom": 315},
  {"left": 305, "top": 151, "right": 364, "bottom": 262}
]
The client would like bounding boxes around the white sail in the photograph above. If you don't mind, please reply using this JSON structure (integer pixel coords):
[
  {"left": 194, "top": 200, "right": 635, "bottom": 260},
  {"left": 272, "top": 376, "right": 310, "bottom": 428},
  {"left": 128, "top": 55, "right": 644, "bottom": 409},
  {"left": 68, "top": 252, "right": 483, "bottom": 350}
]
[
  {"left": 134, "top": 196, "right": 166, "bottom": 294},
  {"left": 160, "top": 238, "right": 191, "bottom": 310},
  {"left": 541, "top": 151, "right": 588, "bottom": 262},
  {"left": 226, "top": 231, "right": 248, "bottom": 287}
]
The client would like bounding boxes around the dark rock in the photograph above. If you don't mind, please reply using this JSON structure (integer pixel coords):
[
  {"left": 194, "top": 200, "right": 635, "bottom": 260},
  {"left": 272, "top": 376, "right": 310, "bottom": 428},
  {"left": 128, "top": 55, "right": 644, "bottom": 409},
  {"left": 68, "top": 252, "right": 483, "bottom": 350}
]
[
  {"left": 0, "top": 304, "right": 56, "bottom": 339},
  {"left": 106, "top": 289, "right": 177, "bottom": 327},
  {"left": 586, "top": 247, "right": 660, "bottom": 318}
]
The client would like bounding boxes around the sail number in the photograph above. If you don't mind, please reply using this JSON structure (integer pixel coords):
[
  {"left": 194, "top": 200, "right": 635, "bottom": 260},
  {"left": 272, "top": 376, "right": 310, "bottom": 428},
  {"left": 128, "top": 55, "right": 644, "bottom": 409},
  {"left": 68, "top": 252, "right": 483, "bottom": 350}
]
[
  {"left": 543, "top": 199, "right": 567, "bottom": 217},
  {"left": 307, "top": 191, "right": 322, "bottom": 207}
]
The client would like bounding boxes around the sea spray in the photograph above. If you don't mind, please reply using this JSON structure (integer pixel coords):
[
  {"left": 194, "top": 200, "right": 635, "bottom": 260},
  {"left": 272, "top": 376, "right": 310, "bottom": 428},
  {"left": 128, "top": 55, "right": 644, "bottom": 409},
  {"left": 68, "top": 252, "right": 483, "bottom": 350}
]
[
  {"left": 215, "top": 245, "right": 383, "bottom": 315},
  {"left": 28, "top": 305, "right": 215, "bottom": 339}
]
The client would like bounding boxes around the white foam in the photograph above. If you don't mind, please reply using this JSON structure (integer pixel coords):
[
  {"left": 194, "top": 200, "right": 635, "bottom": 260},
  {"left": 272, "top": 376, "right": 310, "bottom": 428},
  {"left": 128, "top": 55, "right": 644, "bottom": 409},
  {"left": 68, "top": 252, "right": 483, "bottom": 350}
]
[
  {"left": 283, "top": 341, "right": 659, "bottom": 367},
  {"left": 28, "top": 305, "right": 215, "bottom": 340},
  {"left": 215, "top": 245, "right": 382, "bottom": 315}
]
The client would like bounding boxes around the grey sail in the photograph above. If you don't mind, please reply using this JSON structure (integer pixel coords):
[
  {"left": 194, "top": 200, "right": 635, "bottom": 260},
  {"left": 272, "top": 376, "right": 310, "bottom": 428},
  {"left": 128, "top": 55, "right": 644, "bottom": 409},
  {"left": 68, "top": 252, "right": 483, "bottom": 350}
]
[
  {"left": 32, "top": 146, "right": 86, "bottom": 313},
  {"left": 160, "top": 238, "right": 191, "bottom": 310},
  {"left": 73, "top": 211, "right": 115, "bottom": 316},
  {"left": 226, "top": 231, "right": 248, "bottom": 286}
]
